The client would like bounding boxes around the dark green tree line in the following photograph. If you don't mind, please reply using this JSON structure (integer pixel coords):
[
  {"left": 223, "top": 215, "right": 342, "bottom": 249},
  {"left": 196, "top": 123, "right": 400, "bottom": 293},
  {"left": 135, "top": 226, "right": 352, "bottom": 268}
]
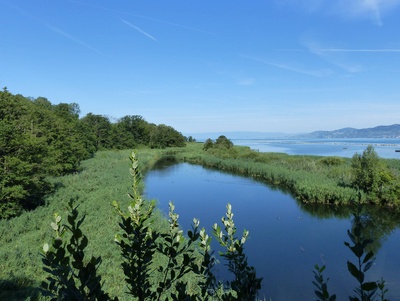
[
  {"left": 0, "top": 90, "right": 88, "bottom": 218},
  {"left": 0, "top": 89, "right": 186, "bottom": 218}
]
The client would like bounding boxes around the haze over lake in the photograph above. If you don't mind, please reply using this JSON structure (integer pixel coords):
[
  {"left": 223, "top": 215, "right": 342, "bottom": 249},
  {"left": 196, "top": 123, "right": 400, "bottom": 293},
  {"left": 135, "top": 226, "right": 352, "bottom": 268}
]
[{"left": 232, "top": 138, "right": 400, "bottom": 159}]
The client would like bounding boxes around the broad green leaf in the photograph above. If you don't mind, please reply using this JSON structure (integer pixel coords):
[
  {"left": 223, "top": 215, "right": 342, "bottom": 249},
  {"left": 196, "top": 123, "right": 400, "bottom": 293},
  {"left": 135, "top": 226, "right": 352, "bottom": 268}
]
[
  {"left": 347, "top": 261, "right": 363, "bottom": 282},
  {"left": 50, "top": 222, "right": 58, "bottom": 231},
  {"left": 362, "top": 281, "right": 377, "bottom": 291},
  {"left": 363, "top": 261, "right": 373, "bottom": 272},
  {"left": 363, "top": 251, "right": 375, "bottom": 264}
]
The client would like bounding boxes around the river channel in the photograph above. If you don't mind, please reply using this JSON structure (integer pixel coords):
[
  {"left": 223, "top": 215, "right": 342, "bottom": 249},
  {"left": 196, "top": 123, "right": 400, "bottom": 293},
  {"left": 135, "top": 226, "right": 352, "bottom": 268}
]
[{"left": 144, "top": 161, "right": 400, "bottom": 300}]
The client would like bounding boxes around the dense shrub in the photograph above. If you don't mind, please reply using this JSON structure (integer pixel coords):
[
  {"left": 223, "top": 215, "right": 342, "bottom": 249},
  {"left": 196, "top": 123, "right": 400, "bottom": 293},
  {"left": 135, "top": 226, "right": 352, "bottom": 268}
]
[
  {"left": 41, "top": 151, "right": 262, "bottom": 300},
  {"left": 351, "top": 145, "right": 400, "bottom": 204}
]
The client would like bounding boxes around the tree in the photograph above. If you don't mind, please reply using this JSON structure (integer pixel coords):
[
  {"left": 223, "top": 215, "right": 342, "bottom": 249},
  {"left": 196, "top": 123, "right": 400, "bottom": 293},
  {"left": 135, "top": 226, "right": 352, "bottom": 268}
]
[
  {"left": 0, "top": 91, "right": 51, "bottom": 218},
  {"left": 215, "top": 135, "right": 233, "bottom": 149},
  {"left": 351, "top": 145, "right": 395, "bottom": 202},
  {"left": 112, "top": 115, "right": 151, "bottom": 149},
  {"left": 0, "top": 91, "right": 94, "bottom": 218},
  {"left": 79, "top": 113, "right": 112, "bottom": 151},
  {"left": 149, "top": 124, "right": 186, "bottom": 149},
  {"left": 203, "top": 136, "right": 233, "bottom": 152},
  {"left": 186, "top": 136, "right": 196, "bottom": 142},
  {"left": 203, "top": 138, "right": 214, "bottom": 151}
]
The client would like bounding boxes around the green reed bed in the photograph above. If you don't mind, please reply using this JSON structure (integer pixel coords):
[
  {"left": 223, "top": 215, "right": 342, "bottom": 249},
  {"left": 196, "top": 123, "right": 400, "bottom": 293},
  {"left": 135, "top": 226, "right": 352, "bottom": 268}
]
[
  {"left": 0, "top": 149, "right": 169, "bottom": 301},
  {"left": 177, "top": 143, "right": 359, "bottom": 206},
  {"left": 181, "top": 142, "right": 399, "bottom": 207}
]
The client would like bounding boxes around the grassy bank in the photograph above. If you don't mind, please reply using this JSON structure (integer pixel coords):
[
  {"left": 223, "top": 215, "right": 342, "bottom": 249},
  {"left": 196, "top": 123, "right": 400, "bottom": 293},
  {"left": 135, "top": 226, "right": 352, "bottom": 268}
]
[
  {"left": 1, "top": 143, "right": 399, "bottom": 300},
  {"left": 175, "top": 143, "right": 400, "bottom": 207},
  {"left": 0, "top": 149, "right": 169, "bottom": 300}
]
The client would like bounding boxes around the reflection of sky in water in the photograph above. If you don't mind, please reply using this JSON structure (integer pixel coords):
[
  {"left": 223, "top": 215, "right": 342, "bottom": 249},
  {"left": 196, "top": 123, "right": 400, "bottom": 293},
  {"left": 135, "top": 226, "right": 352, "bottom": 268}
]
[
  {"left": 145, "top": 163, "right": 400, "bottom": 300},
  {"left": 233, "top": 138, "right": 400, "bottom": 159}
]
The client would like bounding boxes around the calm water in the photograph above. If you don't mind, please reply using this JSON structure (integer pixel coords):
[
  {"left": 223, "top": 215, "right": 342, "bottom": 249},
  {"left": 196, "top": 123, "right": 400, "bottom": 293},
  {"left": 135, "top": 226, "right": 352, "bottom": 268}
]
[
  {"left": 232, "top": 138, "right": 400, "bottom": 159},
  {"left": 145, "top": 162, "right": 400, "bottom": 300}
]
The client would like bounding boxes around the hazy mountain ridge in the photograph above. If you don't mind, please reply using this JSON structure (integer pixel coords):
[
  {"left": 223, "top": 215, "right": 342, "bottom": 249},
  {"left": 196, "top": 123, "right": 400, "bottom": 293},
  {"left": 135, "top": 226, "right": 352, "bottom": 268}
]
[
  {"left": 187, "top": 124, "right": 400, "bottom": 140},
  {"left": 304, "top": 124, "right": 400, "bottom": 139},
  {"left": 187, "top": 131, "right": 290, "bottom": 140}
]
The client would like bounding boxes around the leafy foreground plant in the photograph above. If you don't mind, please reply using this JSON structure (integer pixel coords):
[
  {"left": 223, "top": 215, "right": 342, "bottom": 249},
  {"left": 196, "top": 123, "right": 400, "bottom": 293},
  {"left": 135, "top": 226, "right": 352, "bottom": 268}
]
[
  {"left": 312, "top": 196, "right": 390, "bottom": 301},
  {"left": 344, "top": 201, "right": 390, "bottom": 301},
  {"left": 41, "top": 199, "right": 116, "bottom": 301},
  {"left": 42, "top": 151, "right": 262, "bottom": 300},
  {"left": 312, "top": 264, "right": 336, "bottom": 301}
]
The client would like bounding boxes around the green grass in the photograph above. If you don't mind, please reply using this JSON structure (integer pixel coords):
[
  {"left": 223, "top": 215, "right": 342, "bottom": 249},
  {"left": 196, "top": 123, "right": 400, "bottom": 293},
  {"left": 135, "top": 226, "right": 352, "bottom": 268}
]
[
  {"left": 177, "top": 143, "right": 400, "bottom": 206},
  {"left": 0, "top": 149, "right": 169, "bottom": 300}
]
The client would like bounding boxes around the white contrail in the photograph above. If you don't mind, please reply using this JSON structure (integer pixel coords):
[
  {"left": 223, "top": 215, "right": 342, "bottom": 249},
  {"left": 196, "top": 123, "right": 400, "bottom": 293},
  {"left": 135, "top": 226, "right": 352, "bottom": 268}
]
[
  {"left": 46, "top": 24, "right": 104, "bottom": 55},
  {"left": 318, "top": 48, "right": 400, "bottom": 53},
  {"left": 241, "top": 55, "right": 332, "bottom": 77},
  {"left": 8, "top": 3, "right": 104, "bottom": 55},
  {"left": 120, "top": 19, "right": 157, "bottom": 41},
  {"left": 68, "top": 0, "right": 213, "bottom": 35}
]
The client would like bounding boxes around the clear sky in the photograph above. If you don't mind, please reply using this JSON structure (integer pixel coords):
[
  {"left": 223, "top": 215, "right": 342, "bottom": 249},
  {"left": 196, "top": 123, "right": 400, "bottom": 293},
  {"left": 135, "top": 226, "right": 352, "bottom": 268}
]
[{"left": 1, "top": 0, "right": 400, "bottom": 134}]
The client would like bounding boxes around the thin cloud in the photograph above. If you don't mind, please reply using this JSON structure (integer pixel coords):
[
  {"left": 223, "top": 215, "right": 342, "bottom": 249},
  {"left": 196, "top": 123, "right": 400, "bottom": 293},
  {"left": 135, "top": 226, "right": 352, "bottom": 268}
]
[
  {"left": 277, "top": 0, "right": 400, "bottom": 25},
  {"left": 305, "top": 41, "right": 400, "bottom": 73},
  {"left": 305, "top": 42, "right": 364, "bottom": 73},
  {"left": 124, "top": 14, "right": 213, "bottom": 35},
  {"left": 242, "top": 55, "right": 332, "bottom": 77},
  {"left": 268, "top": 62, "right": 332, "bottom": 77},
  {"left": 8, "top": 3, "right": 104, "bottom": 55},
  {"left": 69, "top": 0, "right": 213, "bottom": 35},
  {"left": 336, "top": 0, "right": 400, "bottom": 26},
  {"left": 120, "top": 19, "right": 157, "bottom": 41},
  {"left": 46, "top": 24, "right": 104, "bottom": 55},
  {"left": 317, "top": 48, "right": 400, "bottom": 53}
]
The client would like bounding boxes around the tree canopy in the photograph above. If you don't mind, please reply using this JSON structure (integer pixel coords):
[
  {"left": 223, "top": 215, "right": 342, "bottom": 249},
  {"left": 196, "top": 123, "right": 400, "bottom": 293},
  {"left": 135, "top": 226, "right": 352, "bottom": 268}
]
[
  {"left": 351, "top": 145, "right": 400, "bottom": 204},
  {"left": 0, "top": 89, "right": 187, "bottom": 218}
]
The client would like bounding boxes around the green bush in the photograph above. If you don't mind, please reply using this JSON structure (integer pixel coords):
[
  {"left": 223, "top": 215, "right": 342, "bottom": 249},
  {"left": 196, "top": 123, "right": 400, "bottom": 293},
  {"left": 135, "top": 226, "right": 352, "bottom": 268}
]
[
  {"left": 41, "top": 151, "right": 262, "bottom": 300},
  {"left": 351, "top": 146, "right": 400, "bottom": 204}
]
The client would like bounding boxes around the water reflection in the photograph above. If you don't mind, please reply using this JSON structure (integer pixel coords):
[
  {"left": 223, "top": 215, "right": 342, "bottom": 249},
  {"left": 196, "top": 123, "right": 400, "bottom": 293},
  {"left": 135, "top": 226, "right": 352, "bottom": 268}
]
[
  {"left": 310, "top": 200, "right": 400, "bottom": 300},
  {"left": 144, "top": 161, "right": 400, "bottom": 300},
  {"left": 299, "top": 202, "right": 400, "bottom": 256}
]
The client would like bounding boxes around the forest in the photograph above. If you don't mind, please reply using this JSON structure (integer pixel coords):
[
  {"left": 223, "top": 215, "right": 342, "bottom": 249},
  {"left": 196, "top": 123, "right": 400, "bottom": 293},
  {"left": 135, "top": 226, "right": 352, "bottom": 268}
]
[{"left": 0, "top": 88, "right": 186, "bottom": 219}]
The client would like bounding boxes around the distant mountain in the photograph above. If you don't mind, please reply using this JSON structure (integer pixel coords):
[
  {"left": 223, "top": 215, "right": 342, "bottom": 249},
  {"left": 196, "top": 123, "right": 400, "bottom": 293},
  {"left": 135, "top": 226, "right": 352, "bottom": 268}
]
[
  {"left": 186, "top": 124, "right": 400, "bottom": 141},
  {"left": 303, "top": 124, "right": 400, "bottom": 139},
  {"left": 186, "top": 131, "right": 290, "bottom": 140}
]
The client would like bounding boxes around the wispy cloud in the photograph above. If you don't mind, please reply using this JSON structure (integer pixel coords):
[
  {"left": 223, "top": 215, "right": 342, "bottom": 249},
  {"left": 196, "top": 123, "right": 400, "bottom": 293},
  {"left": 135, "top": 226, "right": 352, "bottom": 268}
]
[
  {"left": 268, "top": 62, "right": 332, "bottom": 77},
  {"left": 314, "top": 48, "right": 400, "bottom": 53},
  {"left": 45, "top": 24, "right": 104, "bottom": 55},
  {"left": 120, "top": 19, "right": 157, "bottom": 41},
  {"left": 123, "top": 14, "right": 214, "bottom": 35},
  {"left": 277, "top": 0, "right": 400, "bottom": 25},
  {"left": 242, "top": 55, "right": 332, "bottom": 77},
  {"left": 336, "top": 0, "right": 400, "bottom": 26},
  {"left": 305, "top": 41, "right": 364, "bottom": 73},
  {"left": 9, "top": 3, "right": 104, "bottom": 55},
  {"left": 69, "top": 0, "right": 213, "bottom": 35}
]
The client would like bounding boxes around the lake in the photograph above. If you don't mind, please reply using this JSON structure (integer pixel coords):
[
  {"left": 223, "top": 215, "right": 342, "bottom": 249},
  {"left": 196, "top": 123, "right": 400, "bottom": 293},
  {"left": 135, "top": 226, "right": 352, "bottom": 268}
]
[
  {"left": 232, "top": 138, "right": 400, "bottom": 159},
  {"left": 144, "top": 161, "right": 400, "bottom": 300}
]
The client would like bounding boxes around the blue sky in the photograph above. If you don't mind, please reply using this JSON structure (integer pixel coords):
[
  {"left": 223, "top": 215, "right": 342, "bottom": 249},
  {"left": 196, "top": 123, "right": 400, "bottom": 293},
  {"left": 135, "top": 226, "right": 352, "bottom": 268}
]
[{"left": 1, "top": 0, "right": 400, "bottom": 134}]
